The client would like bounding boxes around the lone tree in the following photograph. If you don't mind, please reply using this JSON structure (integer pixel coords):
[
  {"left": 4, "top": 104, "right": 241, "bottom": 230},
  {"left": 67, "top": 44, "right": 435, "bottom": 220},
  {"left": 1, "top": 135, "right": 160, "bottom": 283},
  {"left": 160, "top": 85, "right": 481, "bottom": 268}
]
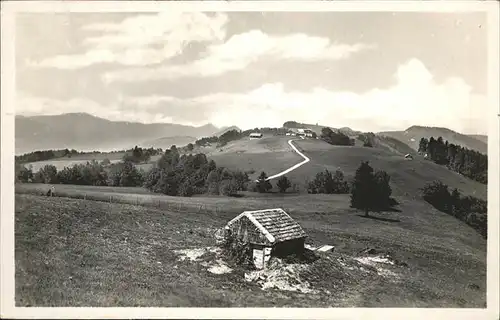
[
  {"left": 350, "top": 161, "right": 393, "bottom": 217},
  {"left": 276, "top": 176, "right": 292, "bottom": 193},
  {"left": 256, "top": 171, "right": 273, "bottom": 193}
]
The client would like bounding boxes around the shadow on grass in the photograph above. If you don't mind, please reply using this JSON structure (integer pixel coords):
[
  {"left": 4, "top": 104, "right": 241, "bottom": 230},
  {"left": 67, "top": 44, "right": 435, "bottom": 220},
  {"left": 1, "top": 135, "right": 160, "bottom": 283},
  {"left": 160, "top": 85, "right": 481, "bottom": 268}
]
[{"left": 356, "top": 214, "right": 401, "bottom": 223}]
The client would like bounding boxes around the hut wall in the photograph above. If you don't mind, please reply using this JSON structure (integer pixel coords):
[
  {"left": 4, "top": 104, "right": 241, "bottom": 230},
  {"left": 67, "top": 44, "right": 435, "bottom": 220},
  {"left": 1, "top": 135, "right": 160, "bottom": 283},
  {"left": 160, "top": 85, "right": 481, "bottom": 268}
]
[
  {"left": 226, "top": 216, "right": 270, "bottom": 246},
  {"left": 272, "top": 237, "right": 306, "bottom": 257}
]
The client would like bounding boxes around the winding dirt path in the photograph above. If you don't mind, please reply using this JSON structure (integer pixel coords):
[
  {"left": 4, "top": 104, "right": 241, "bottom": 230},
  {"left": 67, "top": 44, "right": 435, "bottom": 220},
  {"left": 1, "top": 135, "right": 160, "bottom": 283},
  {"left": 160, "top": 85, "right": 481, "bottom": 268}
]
[{"left": 256, "top": 139, "right": 311, "bottom": 182}]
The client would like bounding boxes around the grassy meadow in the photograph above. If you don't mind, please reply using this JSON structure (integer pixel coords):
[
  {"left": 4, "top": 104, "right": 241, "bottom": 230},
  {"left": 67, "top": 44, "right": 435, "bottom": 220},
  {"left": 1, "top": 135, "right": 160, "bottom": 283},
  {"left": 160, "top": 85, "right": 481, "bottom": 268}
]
[{"left": 15, "top": 192, "right": 486, "bottom": 307}]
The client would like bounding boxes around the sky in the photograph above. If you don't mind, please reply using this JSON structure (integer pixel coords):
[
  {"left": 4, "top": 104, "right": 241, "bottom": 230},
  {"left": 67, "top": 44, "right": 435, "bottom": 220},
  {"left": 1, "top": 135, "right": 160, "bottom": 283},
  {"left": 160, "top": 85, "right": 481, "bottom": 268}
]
[{"left": 15, "top": 11, "right": 489, "bottom": 134}]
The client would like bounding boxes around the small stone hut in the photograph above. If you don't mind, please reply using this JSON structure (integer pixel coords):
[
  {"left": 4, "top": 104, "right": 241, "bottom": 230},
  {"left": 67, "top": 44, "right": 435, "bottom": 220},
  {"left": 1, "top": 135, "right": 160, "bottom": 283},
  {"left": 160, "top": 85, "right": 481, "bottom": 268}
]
[{"left": 222, "top": 208, "right": 307, "bottom": 269}]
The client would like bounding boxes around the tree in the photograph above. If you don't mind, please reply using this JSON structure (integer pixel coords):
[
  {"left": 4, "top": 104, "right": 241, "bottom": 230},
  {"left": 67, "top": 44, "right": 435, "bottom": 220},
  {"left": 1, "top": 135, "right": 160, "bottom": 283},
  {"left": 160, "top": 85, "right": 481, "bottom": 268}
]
[
  {"left": 34, "top": 164, "right": 58, "bottom": 184},
  {"left": 350, "top": 161, "right": 379, "bottom": 217},
  {"left": 307, "top": 169, "right": 349, "bottom": 194},
  {"left": 418, "top": 138, "right": 429, "bottom": 153},
  {"left": 220, "top": 179, "right": 239, "bottom": 196},
  {"left": 205, "top": 170, "right": 220, "bottom": 195},
  {"left": 256, "top": 171, "right": 272, "bottom": 193},
  {"left": 422, "top": 180, "right": 452, "bottom": 213},
  {"left": 231, "top": 170, "right": 250, "bottom": 191},
  {"left": 119, "top": 161, "right": 143, "bottom": 187},
  {"left": 276, "top": 176, "right": 292, "bottom": 193},
  {"left": 178, "top": 178, "right": 195, "bottom": 197},
  {"left": 373, "top": 170, "right": 392, "bottom": 210},
  {"left": 15, "top": 163, "right": 33, "bottom": 183},
  {"left": 187, "top": 143, "right": 194, "bottom": 151},
  {"left": 333, "top": 170, "right": 350, "bottom": 193}
]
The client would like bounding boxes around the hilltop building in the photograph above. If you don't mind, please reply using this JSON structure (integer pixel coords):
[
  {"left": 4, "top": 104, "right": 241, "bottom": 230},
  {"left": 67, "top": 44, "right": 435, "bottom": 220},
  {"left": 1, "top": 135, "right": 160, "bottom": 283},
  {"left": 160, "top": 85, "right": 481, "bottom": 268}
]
[
  {"left": 219, "top": 208, "right": 307, "bottom": 269},
  {"left": 249, "top": 132, "right": 263, "bottom": 139},
  {"left": 290, "top": 128, "right": 315, "bottom": 138}
]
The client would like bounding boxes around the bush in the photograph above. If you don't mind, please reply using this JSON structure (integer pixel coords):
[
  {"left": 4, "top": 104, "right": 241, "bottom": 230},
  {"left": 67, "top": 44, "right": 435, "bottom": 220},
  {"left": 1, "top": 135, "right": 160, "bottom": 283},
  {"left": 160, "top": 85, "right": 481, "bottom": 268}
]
[
  {"left": 307, "top": 169, "right": 349, "bottom": 194},
  {"left": 220, "top": 179, "right": 239, "bottom": 196},
  {"left": 276, "top": 176, "right": 292, "bottom": 193},
  {"left": 256, "top": 171, "right": 272, "bottom": 193},
  {"left": 220, "top": 231, "right": 254, "bottom": 269},
  {"left": 16, "top": 163, "right": 33, "bottom": 183},
  {"left": 33, "top": 164, "right": 58, "bottom": 184}
]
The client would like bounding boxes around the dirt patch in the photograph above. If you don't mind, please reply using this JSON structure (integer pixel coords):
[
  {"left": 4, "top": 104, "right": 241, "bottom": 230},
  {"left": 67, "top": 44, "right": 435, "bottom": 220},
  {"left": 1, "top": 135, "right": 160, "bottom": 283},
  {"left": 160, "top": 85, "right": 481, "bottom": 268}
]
[
  {"left": 354, "top": 255, "right": 400, "bottom": 279},
  {"left": 174, "top": 247, "right": 232, "bottom": 275},
  {"left": 174, "top": 247, "right": 221, "bottom": 262},
  {"left": 244, "top": 258, "right": 320, "bottom": 294},
  {"left": 206, "top": 259, "right": 233, "bottom": 275}
]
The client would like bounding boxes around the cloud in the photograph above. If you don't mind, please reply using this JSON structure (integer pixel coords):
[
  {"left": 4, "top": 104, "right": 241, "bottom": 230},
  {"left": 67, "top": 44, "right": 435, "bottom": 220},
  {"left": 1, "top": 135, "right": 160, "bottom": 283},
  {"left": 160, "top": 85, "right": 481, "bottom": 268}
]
[
  {"left": 102, "top": 29, "right": 375, "bottom": 83},
  {"left": 17, "top": 59, "right": 489, "bottom": 135},
  {"left": 119, "top": 59, "right": 488, "bottom": 134},
  {"left": 29, "top": 12, "right": 228, "bottom": 69},
  {"left": 15, "top": 93, "right": 175, "bottom": 124}
]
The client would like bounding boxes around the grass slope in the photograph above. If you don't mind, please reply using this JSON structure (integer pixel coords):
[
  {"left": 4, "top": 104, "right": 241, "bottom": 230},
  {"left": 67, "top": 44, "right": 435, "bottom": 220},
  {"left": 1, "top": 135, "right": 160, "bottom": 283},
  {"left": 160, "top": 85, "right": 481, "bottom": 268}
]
[
  {"left": 285, "top": 139, "right": 487, "bottom": 199},
  {"left": 16, "top": 193, "right": 486, "bottom": 307}
]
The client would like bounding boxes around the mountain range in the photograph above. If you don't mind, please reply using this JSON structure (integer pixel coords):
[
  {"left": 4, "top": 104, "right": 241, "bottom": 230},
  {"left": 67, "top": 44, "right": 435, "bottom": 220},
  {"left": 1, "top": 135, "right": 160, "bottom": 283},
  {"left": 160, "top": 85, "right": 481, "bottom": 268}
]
[
  {"left": 15, "top": 113, "right": 487, "bottom": 155},
  {"left": 15, "top": 113, "right": 221, "bottom": 154}
]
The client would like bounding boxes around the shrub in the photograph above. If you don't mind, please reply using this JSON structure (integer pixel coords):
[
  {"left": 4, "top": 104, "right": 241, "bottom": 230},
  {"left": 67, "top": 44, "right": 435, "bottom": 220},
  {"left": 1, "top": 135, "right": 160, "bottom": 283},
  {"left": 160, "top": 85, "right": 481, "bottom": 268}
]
[
  {"left": 256, "top": 171, "right": 272, "bottom": 193},
  {"left": 307, "top": 169, "right": 349, "bottom": 194},
  {"left": 276, "top": 176, "right": 292, "bottom": 193}
]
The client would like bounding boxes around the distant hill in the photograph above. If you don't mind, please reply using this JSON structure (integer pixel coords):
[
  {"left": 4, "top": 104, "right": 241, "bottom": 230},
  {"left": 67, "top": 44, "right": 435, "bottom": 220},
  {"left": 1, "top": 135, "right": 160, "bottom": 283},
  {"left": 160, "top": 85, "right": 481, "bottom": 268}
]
[
  {"left": 15, "top": 113, "right": 220, "bottom": 154},
  {"left": 214, "top": 126, "right": 241, "bottom": 137},
  {"left": 468, "top": 134, "right": 488, "bottom": 144},
  {"left": 378, "top": 126, "right": 488, "bottom": 154},
  {"left": 140, "top": 136, "right": 197, "bottom": 149}
]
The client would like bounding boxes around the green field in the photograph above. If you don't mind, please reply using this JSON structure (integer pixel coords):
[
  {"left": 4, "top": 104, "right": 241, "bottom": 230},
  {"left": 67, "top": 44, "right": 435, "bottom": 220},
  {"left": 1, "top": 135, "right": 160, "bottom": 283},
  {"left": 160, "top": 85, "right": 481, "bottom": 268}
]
[{"left": 15, "top": 135, "right": 488, "bottom": 307}]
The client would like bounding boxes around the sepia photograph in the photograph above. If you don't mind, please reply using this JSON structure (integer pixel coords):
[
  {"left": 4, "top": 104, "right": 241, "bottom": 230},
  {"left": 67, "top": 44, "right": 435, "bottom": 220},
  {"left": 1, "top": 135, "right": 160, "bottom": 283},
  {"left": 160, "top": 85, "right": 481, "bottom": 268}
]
[{"left": 1, "top": 1, "right": 499, "bottom": 319}]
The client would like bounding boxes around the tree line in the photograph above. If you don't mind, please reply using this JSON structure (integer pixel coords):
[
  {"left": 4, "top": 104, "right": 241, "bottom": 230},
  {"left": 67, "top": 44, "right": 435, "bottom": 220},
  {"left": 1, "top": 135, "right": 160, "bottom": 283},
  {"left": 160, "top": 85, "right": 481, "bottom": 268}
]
[
  {"left": 418, "top": 137, "right": 487, "bottom": 184},
  {"left": 422, "top": 180, "right": 487, "bottom": 238},
  {"left": 321, "top": 127, "right": 355, "bottom": 146},
  {"left": 16, "top": 146, "right": 163, "bottom": 164},
  {"left": 142, "top": 145, "right": 250, "bottom": 197},
  {"left": 15, "top": 159, "right": 146, "bottom": 187}
]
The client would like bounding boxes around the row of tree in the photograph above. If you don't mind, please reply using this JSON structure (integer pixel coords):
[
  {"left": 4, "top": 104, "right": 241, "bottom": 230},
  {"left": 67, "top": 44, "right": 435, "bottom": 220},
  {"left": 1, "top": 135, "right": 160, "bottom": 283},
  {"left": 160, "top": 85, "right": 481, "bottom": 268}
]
[
  {"left": 15, "top": 159, "right": 146, "bottom": 187},
  {"left": 422, "top": 180, "right": 487, "bottom": 238},
  {"left": 15, "top": 149, "right": 79, "bottom": 163},
  {"left": 418, "top": 137, "right": 487, "bottom": 184},
  {"left": 16, "top": 147, "right": 163, "bottom": 164},
  {"left": 321, "top": 127, "right": 355, "bottom": 146},
  {"left": 143, "top": 146, "right": 251, "bottom": 197},
  {"left": 194, "top": 129, "right": 246, "bottom": 148},
  {"left": 122, "top": 146, "right": 159, "bottom": 164}
]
